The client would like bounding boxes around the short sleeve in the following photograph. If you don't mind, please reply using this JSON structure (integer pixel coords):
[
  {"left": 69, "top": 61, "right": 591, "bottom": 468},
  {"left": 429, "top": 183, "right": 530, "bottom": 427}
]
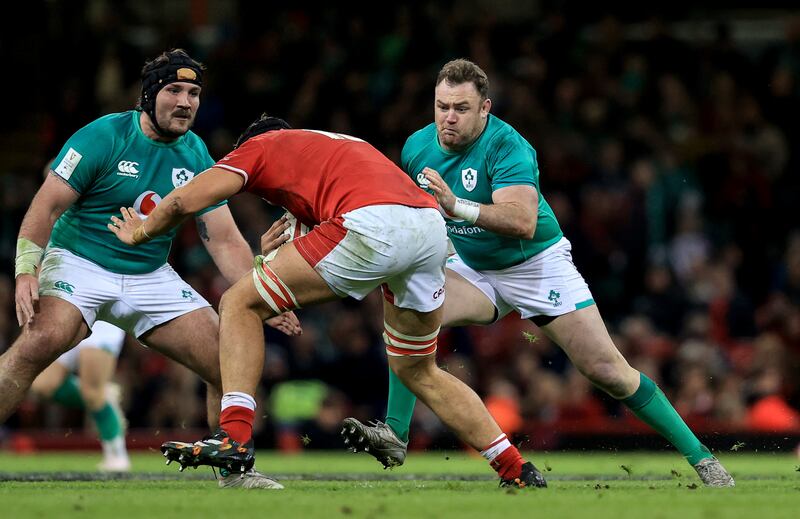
[
  {"left": 195, "top": 138, "right": 216, "bottom": 171},
  {"left": 51, "top": 122, "right": 113, "bottom": 194},
  {"left": 214, "top": 138, "right": 264, "bottom": 190},
  {"left": 489, "top": 135, "right": 539, "bottom": 191}
]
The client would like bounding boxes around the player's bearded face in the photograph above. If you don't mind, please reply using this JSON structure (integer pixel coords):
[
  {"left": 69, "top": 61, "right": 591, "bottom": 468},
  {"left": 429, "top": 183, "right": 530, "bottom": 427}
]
[
  {"left": 434, "top": 81, "right": 490, "bottom": 151},
  {"left": 155, "top": 81, "right": 200, "bottom": 138}
]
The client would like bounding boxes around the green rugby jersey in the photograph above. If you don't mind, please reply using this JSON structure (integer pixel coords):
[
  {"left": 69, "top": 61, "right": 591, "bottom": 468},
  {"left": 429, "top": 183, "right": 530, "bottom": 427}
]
[
  {"left": 49, "top": 110, "right": 222, "bottom": 274},
  {"left": 401, "top": 114, "right": 562, "bottom": 271}
]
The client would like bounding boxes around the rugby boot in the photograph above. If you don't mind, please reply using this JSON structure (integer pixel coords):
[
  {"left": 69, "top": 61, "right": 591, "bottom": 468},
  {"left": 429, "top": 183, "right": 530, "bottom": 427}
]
[
  {"left": 218, "top": 467, "right": 284, "bottom": 489},
  {"left": 693, "top": 457, "right": 735, "bottom": 487},
  {"left": 340, "top": 417, "right": 407, "bottom": 469},
  {"left": 499, "top": 461, "right": 548, "bottom": 488},
  {"left": 161, "top": 429, "right": 255, "bottom": 476}
]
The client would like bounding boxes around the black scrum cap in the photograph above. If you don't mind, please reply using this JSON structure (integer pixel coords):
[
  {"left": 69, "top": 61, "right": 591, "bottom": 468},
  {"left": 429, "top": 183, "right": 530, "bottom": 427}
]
[{"left": 138, "top": 49, "right": 204, "bottom": 135}]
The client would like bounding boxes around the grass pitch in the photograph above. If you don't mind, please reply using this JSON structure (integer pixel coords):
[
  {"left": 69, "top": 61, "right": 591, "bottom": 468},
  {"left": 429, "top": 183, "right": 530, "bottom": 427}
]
[{"left": 1, "top": 450, "right": 798, "bottom": 518}]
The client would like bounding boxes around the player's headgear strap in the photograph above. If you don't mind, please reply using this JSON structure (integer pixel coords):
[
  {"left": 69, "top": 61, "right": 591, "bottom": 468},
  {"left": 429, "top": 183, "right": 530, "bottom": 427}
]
[
  {"left": 234, "top": 113, "right": 291, "bottom": 149},
  {"left": 139, "top": 49, "right": 204, "bottom": 135}
]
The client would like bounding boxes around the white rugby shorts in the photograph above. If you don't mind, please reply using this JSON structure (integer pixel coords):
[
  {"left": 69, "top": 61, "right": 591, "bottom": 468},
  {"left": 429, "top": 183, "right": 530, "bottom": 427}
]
[
  {"left": 38, "top": 247, "right": 211, "bottom": 338},
  {"left": 290, "top": 205, "right": 448, "bottom": 312},
  {"left": 55, "top": 320, "right": 126, "bottom": 371},
  {"left": 446, "top": 237, "right": 595, "bottom": 321}
]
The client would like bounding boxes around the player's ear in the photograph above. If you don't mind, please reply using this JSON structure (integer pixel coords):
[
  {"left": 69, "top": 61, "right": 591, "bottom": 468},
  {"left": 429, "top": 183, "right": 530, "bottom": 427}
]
[{"left": 481, "top": 98, "right": 492, "bottom": 118}]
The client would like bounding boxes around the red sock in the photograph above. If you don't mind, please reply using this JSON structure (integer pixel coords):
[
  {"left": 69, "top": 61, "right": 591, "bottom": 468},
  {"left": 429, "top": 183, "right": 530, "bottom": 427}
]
[
  {"left": 490, "top": 445, "right": 524, "bottom": 480},
  {"left": 219, "top": 406, "right": 255, "bottom": 444}
]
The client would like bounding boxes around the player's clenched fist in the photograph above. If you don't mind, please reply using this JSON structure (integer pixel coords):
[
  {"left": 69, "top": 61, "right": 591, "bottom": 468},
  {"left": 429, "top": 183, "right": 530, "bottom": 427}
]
[{"left": 422, "top": 167, "right": 457, "bottom": 214}]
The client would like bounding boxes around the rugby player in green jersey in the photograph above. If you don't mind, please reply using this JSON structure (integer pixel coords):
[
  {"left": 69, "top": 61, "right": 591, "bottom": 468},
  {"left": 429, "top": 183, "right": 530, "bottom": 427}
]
[
  {"left": 30, "top": 319, "right": 131, "bottom": 472},
  {"left": 1, "top": 49, "right": 297, "bottom": 489},
  {"left": 342, "top": 59, "right": 734, "bottom": 487}
]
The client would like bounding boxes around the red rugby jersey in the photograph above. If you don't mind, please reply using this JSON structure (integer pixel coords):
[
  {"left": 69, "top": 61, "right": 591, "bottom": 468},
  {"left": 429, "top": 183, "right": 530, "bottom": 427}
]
[{"left": 214, "top": 129, "right": 436, "bottom": 226}]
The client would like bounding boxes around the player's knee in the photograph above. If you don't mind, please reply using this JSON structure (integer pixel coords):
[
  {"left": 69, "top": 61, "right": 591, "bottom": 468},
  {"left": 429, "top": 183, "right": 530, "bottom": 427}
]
[
  {"left": 219, "top": 282, "right": 260, "bottom": 316},
  {"left": 582, "top": 361, "right": 636, "bottom": 398},
  {"left": 218, "top": 288, "right": 243, "bottom": 316},
  {"left": 390, "top": 361, "right": 419, "bottom": 386},
  {"left": 13, "top": 331, "right": 67, "bottom": 373},
  {"left": 25, "top": 325, "right": 73, "bottom": 352},
  {"left": 389, "top": 354, "right": 437, "bottom": 386},
  {"left": 79, "top": 381, "right": 106, "bottom": 410}
]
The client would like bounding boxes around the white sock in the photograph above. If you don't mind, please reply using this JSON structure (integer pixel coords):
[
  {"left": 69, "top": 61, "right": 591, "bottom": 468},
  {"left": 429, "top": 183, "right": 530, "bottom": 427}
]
[
  {"left": 102, "top": 436, "right": 129, "bottom": 460},
  {"left": 480, "top": 433, "right": 512, "bottom": 463},
  {"left": 221, "top": 392, "right": 257, "bottom": 412}
]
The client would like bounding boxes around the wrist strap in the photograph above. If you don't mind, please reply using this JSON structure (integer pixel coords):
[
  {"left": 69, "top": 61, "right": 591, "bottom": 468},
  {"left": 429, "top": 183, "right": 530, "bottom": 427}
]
[
  {"left": 133, "top": 224, "right": 153, "bottom": 245},
  {"left": 15, "top": 237, "right": 44, "bottom": 278},
  {"left": 451, "top": 198, "right": 480, "bottom": 224}
]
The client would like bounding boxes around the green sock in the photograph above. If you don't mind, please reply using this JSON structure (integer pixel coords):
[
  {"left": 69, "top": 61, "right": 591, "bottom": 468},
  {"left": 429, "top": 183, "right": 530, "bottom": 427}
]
[
  {"left": 622, "top": 372, "right": 713, "bottom": 465},
  {"left": 52, "top": 375, "right": 85, "bottom": 408},
  {"left": 91, "top": 403, "right": 123, "bottom": 441},
  {"left": 385, "top": 368, "right": 415, "bottom": 442}
]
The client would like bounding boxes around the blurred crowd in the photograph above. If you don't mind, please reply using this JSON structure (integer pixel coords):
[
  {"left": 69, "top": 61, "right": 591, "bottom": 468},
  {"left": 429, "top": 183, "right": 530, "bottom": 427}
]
[{"left": 1, "top": 2, "right": 800, "bottom": 449}]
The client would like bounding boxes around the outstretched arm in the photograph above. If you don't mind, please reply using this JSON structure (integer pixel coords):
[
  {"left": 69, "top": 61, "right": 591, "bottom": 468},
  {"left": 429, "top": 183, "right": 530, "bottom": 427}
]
[{"left": 108, "top": 167, "right": 244, "bottom": 245}]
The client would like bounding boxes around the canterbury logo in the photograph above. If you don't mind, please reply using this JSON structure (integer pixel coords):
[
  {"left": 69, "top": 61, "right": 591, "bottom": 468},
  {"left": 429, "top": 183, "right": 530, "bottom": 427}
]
[
  {"left": 117, "top": 161, "right": 140, "bottom": 175},
  {"left": 53, "top": 280, "right": 75, "bottom": 294}
]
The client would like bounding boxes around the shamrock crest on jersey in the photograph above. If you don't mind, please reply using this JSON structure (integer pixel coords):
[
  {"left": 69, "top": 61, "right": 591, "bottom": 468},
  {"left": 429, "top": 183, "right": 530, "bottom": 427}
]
[
  {"left": 461, "top": 168, "right": 477, "bottom": 191},
  {"left": 172, "top": 168, "right": 195, "bottom": 187},
  {"left": 48, "top": 111, "right": 220, "bottom": 275},
  {"left": 401, "top": 115, "right": 564, "bottom": 271}
]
